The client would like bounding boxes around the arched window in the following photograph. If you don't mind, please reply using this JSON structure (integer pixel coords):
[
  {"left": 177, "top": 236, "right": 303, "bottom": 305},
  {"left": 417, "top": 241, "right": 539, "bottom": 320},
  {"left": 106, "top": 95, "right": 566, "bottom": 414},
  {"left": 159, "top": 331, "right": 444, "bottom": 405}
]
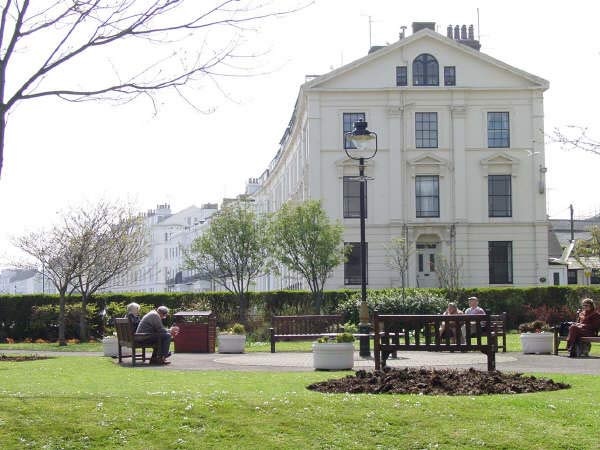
[{"left": 413, "top": 54, "right": 439, "bottom": 86}]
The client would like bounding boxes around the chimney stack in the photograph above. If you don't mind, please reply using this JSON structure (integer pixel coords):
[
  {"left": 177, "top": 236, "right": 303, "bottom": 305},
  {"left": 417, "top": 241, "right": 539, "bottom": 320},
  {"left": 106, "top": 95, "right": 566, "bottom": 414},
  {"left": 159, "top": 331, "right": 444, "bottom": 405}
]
[{"left": 447, "top": 23, "right": 481, "bottom": 51}]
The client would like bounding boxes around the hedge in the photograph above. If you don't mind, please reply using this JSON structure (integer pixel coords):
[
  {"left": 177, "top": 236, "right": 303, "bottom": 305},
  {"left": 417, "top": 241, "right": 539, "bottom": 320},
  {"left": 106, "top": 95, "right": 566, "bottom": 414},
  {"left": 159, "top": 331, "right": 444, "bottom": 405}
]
[{"left": 1, "top": 286, "right": 599, "bottom": 341}]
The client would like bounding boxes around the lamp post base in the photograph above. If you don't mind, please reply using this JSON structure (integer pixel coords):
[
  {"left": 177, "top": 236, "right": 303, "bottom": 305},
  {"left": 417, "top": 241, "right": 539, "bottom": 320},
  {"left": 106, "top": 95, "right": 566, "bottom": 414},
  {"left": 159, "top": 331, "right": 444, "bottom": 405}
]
[{"left": 359, "top": 322, "right": 371, "bottom": 357}]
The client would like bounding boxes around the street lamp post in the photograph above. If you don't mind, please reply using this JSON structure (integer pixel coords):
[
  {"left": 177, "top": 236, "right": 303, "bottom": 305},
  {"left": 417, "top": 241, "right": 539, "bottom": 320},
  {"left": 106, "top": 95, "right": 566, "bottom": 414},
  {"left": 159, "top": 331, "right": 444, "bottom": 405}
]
[{"left": 345, "top": 119, "right": 377, "bottom": 357}]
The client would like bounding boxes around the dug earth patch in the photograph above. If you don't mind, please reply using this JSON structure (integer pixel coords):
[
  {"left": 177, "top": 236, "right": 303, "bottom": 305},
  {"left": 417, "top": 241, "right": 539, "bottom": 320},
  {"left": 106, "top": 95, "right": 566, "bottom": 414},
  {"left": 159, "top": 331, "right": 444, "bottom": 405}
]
[
  {"left": 307, "top": 367, "right": 570, "bottom": 395},
  {"left": 0, "top": 354, "right": 50, "bottom": 362}
]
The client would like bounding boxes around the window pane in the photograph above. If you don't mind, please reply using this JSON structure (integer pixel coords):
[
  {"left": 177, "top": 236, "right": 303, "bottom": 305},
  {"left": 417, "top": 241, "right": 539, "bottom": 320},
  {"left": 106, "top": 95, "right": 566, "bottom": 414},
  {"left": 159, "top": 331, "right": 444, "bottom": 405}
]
[
  {"left": 488, "top": 175, "right": 512, "bottom": 217},
  {"left": 489, "top": 241, "right": 513, "bottom": 284},
  {"left": 487, "top": 112, "right": 510, "bottom": 148},
  {"left": 343, "top": 176, "right": 367, "bottom": 218},
  {"left": 415, "top": 112, "right": 438, "bottom": 148},
  {"left": 444, "top": 66, "right": 456, "bottom": 86},
  {"left": 416, "top": 175, "right": 440, "bottom": 217},
  {"left": 344, "top": 242, "right": 368, "bottom": 285},
  {"left": 343, "top": 112, "right": 366, "bottom": 149},
  {"left": 413, "top": 54, "right": 439, "bottom": 86},
  {"left": 396, "top": 66, "right": 407, "bottom": 86}
]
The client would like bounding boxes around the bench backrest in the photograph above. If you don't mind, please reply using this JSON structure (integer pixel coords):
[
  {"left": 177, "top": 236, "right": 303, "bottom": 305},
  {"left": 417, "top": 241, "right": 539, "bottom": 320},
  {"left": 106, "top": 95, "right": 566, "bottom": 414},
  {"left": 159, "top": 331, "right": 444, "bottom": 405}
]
[
  {"left": 488, "top": 312, "right": 506, "bottom": 334},
  {"left": 271, "top": 315, "right": 343, "bottom": 335},
  {"left": 115, "top": 318, "right": 135, "bottom": 347},
  {"left": 373, "top": 313, "right": 495, "bottom": 351}
]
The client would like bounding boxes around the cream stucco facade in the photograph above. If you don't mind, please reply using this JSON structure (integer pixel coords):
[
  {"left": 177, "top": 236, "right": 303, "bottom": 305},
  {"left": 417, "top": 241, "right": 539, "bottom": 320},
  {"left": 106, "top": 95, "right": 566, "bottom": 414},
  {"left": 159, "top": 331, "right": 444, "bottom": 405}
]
[{"left": 251, "top": 26, "right": 549, "bottom": 290}]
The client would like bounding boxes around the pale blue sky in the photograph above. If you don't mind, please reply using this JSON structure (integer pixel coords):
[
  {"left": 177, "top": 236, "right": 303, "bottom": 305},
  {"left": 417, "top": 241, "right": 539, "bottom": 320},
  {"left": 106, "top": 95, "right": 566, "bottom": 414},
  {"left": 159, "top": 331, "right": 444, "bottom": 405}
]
[{"left": 1, "top": 0, "right": 599, "bottom": 263}]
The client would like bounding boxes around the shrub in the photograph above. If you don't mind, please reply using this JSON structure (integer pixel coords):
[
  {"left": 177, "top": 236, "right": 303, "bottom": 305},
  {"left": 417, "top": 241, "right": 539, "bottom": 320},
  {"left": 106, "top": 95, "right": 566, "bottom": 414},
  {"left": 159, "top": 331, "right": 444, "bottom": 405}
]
[{"left": 518, "top": 320, "right": 552, "bottom": 333}]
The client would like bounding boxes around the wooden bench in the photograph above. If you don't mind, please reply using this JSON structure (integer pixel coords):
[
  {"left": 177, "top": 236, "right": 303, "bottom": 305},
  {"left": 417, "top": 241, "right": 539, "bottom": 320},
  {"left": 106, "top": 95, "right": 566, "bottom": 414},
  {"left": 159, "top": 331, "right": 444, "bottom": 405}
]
[
  {"left": 114, "top": 318, "right": 156, "bottom": 366},
  {"left": 489, "top": 313, "right": 507, "bottom": 353},
  {"left": 270, "top": 314, "right": 344, "bottom": 353},
  {"left": 553, "top": 324, "right": 600, "bottom": 356},
  {"left": 374, "top": 312, "right": 497, "bottom": 372}
]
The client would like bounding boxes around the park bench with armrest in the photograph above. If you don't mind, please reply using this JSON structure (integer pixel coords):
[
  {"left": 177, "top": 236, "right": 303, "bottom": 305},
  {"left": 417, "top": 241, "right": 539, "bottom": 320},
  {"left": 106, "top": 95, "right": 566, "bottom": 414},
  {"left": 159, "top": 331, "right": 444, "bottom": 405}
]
[
  {"left": 553, "top": 325, "right": 600, "bottom": 356},
  {"left": 269, "top": 314, "right": 344, "bottom": 353},
  {"left": 373, "top": 312, "right": 497, "bottom": 372},
  {"left": 114, "top": 318, "right": 157, "bottom": 366}
]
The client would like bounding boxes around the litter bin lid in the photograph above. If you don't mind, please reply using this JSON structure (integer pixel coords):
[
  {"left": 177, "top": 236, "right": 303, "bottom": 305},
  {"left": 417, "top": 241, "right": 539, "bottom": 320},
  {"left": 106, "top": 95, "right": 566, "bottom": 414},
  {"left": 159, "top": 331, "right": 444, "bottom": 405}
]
[{"left": 174, "top": 311, "right": 213, "bottom": 317}]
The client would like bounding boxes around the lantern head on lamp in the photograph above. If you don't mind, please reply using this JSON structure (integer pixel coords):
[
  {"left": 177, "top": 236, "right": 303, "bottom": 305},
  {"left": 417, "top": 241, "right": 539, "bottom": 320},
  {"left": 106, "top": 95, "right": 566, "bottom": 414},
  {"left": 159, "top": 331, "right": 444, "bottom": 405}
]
[{"left": 345, "top": 119, "right": 378, "bottom": 160}]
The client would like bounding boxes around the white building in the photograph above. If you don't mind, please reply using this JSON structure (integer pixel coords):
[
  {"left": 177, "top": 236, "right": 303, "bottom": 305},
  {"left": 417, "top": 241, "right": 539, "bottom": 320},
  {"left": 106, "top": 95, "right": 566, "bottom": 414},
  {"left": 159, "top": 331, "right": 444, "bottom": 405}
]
[
  {"left": 0, "top": 269, "right": 56, "bottom": 295},
  {"left": 251, "top": 22, "right": 549, "bottom": 290},
  {"left": 104, "top": 203, "right": 218, "bottom": 293}
]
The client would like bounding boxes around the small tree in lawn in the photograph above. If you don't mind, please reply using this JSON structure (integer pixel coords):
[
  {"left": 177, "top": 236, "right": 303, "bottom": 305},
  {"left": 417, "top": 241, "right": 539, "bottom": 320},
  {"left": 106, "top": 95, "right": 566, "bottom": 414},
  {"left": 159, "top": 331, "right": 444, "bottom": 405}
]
[
  {"left": 385, "top": 236, "right": 413, "bottom": 300},
  {"left": 269, "top": 200, "right": 346, "bottom": 314},
  {"left": 185, "top": 202, "right": 269, "bottom": 324},
  {"left": 573, "top": 225, "right": 600, "bottom": 282},
  {"left": 12, "top": 225, "right": 81, "bottom": 346},
  {"left": 70, "top": 201, "right": 147, "bottom": 341}
]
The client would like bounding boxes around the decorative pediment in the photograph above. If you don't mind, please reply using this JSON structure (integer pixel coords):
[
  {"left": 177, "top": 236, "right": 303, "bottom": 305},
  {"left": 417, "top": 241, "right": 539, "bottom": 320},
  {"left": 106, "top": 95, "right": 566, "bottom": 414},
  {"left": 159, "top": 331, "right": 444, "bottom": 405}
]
[
  {"left": 407, "top": 154, "right": 449, "bottom": 177},
  {"left": 335, "top": 156, "right": 374, "bottom": 178},
  {"left": 480, "top": 152, "right": 519, "bottom": 176}
]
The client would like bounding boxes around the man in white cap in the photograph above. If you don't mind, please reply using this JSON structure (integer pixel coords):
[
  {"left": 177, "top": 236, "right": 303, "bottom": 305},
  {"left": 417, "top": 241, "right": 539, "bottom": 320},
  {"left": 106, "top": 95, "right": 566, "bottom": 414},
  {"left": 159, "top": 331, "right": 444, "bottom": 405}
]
[{"left": 136, "top": 306, "right": 179, "bottom": 365}]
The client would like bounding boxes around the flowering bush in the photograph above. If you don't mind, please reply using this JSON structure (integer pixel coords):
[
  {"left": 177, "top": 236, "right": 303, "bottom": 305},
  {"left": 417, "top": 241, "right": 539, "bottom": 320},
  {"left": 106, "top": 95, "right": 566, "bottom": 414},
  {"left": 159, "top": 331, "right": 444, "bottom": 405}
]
[{"left": 518, "top": 320, "right": 552, "bottom": 333}]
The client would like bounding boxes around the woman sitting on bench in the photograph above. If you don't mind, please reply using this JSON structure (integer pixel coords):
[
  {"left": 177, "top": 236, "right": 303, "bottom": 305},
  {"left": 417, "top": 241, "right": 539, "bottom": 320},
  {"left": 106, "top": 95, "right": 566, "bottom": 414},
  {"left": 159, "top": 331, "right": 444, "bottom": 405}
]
[
  {"left": 567, "top": 298, "right": 600, "bottom": 358},
  {"left": 439, "top": 302, "right": 464, "bottom": 344}
]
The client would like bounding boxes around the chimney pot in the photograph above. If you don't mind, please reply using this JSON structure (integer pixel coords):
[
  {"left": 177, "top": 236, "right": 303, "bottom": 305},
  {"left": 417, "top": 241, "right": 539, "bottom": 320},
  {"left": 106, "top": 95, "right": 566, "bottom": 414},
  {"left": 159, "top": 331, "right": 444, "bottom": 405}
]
[
  {"left": 454, "top": 25, "right": 460, "bottom": 39},
  {"left": 461, "top": 25, "right": 467, "bottom": 40},
  {"left": 468, "top": 24, "right": 475, "bottom": 40},
  {"left": 446, "top": 25, "right": 453, "bottom": 38}
]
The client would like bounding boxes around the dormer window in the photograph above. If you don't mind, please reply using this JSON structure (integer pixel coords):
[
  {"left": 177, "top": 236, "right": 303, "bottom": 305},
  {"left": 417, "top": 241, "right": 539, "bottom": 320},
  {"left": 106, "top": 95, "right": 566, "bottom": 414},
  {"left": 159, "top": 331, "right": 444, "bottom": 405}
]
[{"left": 413, "top": 54, "right": 439, "bottom": 86}]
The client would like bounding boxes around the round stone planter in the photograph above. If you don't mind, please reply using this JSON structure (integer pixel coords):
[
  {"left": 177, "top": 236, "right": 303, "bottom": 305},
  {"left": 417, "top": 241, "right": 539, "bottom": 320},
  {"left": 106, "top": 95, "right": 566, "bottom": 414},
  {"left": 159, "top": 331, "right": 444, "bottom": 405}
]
[
  {"left": 312, "top": 342, "right": 355, "bottom": 370},
  {"left": 217, "top": 334, "right": 246, "bottom": 353},
  {"left": 520, "top": 332, "right": 554, "bottom": 354}
]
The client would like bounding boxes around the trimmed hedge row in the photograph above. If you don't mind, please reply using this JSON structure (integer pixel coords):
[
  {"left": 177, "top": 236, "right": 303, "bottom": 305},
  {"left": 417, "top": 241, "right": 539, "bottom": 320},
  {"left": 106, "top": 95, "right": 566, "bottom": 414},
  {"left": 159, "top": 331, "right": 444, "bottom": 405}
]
[{"left": 1, "top": 286, "right": 599, "bottom": 340}]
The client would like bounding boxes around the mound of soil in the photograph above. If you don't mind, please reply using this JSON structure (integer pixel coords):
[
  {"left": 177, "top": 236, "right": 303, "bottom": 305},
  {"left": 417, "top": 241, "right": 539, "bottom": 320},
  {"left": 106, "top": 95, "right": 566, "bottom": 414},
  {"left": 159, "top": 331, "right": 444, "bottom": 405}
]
[
  {"left": 0, "top": 354, "right": 49, "bottom": 362},
  {"left": 307, "top": 367, "right": 570, "bottom": 395}
]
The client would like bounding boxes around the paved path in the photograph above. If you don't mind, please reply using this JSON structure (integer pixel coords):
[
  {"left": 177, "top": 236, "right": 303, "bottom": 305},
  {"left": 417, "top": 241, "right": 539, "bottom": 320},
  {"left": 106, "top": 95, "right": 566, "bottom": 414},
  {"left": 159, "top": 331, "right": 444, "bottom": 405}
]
[{"left": 4, "top": 349, "right": 598, "bottom": 374}]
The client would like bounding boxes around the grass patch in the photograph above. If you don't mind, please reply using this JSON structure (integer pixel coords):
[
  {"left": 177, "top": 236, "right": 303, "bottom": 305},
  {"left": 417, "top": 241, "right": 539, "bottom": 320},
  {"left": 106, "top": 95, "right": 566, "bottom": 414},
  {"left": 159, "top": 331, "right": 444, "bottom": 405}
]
[{"left": 0, "top": 356, "right": 598, "bottom": 449}]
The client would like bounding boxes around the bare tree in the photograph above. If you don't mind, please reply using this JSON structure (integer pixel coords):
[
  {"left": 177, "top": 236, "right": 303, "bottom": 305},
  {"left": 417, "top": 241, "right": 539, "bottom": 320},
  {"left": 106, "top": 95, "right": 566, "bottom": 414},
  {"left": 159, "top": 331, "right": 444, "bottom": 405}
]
[
  {"left": 12, "top": 225, "right": 82, "bottom": 345},
  {"left": 0, "top": 0, "right": 307, "bottom": 177},
  {"left": 69, "top": 201, "right": 147, "bottom": 341},
  {"left": 436, "top": 254, "right": 463, "bottom": 302},
  {"left": 385, "top": 236, "right": 413, "bottom": 300},
  {"left": 552, "top": 126, "right": 600, "bottom": 156}
]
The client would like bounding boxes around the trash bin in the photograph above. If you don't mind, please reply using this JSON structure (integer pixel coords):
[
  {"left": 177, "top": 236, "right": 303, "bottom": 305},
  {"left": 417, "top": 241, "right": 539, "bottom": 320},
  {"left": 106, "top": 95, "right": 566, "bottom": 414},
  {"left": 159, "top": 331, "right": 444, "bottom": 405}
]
[{"left": 172, "top": 311, "right": 216, "bottom": 353}]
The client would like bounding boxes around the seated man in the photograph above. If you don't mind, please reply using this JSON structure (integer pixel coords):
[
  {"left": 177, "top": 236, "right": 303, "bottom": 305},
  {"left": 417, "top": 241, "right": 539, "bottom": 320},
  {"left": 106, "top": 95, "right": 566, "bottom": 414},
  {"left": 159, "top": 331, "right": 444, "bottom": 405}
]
[
  {"left": 136, "top": 306, "right": 179, "bottom": 365},
  {"left": 567, "top": 298, "right": 600, "bottom": 358},
  {"left": 464, "top": 296, "right": 486, "bottom": 334}
]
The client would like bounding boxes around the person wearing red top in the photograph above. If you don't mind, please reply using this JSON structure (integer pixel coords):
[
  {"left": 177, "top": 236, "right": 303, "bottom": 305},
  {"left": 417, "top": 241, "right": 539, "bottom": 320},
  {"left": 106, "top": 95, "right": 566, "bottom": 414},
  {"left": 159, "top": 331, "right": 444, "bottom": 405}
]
[{"left": 567, "top": 298, "right": 600, "bottom": 358}]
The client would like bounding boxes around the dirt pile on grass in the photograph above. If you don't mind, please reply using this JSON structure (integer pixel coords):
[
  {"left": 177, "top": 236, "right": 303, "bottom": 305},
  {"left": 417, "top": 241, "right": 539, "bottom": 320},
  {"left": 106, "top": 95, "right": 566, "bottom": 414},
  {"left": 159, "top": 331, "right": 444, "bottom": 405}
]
[
  {"left": 307, "top": 367, "right": 570, "bottom": 395},
  {"left": 0, "top": 354, "right": 49, "bottom": 362}
]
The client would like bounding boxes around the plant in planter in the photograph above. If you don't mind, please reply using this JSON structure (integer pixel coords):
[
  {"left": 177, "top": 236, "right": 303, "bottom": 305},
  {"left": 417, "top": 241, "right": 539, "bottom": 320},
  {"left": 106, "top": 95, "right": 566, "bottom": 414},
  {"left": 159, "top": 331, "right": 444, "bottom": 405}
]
[
  {"left": 518, "top": 320, "right": 554, "bottom": 354},
  {"left": 312, "top": 332, "right": 355, "bottom": 370},
  {"left": 217, "top": 323, "right": 246, "bottom": 354}
]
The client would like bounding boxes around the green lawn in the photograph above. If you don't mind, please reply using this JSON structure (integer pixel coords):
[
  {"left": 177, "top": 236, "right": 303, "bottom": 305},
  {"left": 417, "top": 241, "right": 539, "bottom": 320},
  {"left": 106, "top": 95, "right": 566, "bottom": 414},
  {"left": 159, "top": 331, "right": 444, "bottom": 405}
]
[{"left": 0, "top": 356, "right": 599, "bottom": 449}]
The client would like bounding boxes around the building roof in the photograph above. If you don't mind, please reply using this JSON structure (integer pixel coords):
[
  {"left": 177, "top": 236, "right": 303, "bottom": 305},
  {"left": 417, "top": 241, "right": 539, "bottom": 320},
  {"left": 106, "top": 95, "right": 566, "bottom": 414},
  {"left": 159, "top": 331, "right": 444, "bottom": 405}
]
[{"left": 9, "top": 269, "right": 37, "bottom": 282}]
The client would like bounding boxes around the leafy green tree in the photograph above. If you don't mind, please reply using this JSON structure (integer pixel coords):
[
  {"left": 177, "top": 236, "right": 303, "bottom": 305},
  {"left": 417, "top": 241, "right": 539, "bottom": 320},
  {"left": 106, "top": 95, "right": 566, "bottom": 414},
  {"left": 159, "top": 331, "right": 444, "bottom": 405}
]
[
  {"left": 185, "top": 202, "right": 269, "bottom": 324},
  {"left": 573, "top": 226, "right": 600, "bottom": 282},
  {"left": 269, "top": 200, "right": 346, "bottom": 313}
]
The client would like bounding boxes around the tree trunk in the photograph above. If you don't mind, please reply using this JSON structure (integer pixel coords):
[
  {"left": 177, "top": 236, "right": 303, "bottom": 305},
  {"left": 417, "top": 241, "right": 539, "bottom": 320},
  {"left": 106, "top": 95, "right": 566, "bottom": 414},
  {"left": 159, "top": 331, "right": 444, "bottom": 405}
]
[
  {"left": 313, "top": 284, "right": 323, "bottom": 314},
  {"left": 79, "top": 294, "right": 89, "bottom": 342},
  {"left": 0, "top": 108, "right": 6, "bottom": 178},
  {"left": 58, "top": 290, "right": 67, "bottom": 346},
  {"left": 238, "top": 291, "right": 248, "bottom": 326}
]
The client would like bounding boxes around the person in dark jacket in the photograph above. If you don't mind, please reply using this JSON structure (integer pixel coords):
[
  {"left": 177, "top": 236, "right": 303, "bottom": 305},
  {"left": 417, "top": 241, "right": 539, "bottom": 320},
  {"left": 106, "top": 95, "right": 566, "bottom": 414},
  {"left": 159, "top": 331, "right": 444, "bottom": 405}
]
[
  {"left": 567, "top": 298, "right": 600, "bottom": 357},
  {"left": 136, "top": 306, "right": 179, "bottom": 365},
  {"left": 125, "top": 302, "right": 141, "bottom": 330}
]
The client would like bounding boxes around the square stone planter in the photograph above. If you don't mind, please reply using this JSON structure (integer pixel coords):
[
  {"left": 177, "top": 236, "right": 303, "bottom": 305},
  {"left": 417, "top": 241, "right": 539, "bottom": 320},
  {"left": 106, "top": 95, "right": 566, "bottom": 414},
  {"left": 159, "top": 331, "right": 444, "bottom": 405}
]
[
  {"left": 312, "top": 342, "right": 354, "bottom": 370},
  {"left": 520, "top": 332, "right": 554, "bottom": 354},
  {"left": 217, "top": 334, "right": 246, "bottom": 353}
]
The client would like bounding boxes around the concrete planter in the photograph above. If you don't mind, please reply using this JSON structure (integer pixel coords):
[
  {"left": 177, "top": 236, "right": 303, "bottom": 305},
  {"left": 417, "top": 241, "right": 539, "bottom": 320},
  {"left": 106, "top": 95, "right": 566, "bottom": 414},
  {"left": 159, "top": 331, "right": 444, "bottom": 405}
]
[
  {"left": 312, "top": 342, "right": 354, "bottom": 370},
  {"left": 520, "top": 332, "right": 554, "bottom": 354},
  {"left": 217, "top": 334, "right": 246, "bottom": 353}
]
